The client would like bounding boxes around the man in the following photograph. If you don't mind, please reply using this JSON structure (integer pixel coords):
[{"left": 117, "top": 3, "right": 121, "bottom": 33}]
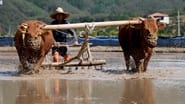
[{"left": 50, "top": 7, "right": 79, "bottom": 62}]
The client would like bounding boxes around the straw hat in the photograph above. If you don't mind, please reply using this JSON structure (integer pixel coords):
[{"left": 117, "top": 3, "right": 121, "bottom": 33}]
[{"left": 50, "top": 7, "right": 70, "bottom": 19}]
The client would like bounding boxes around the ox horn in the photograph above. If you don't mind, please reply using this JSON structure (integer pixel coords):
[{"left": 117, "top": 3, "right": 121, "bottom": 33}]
[
  {"left": 139, "top": 17, "right": 145, "bottom": 21},
  {"left": 147, "top": 16, "right": 161, "bottom": 22},
  {"left": 19, "top": 23, "right": 28, "bottom": 47}
]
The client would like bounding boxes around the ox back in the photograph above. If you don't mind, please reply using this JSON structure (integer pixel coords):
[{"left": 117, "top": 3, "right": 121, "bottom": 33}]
[{"left": 119, "top": 26, "right": 145, "bottom": 53}]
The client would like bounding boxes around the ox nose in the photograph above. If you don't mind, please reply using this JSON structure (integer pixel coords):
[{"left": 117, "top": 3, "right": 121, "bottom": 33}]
[
  {"left": 146, "top": 34, "right": 152, "bottom": 40},
  {"left": 148, "top": 33, "right": 152, "bottom": 36},
  {"left": 148, "top": 34, "right": 152, "bottom": 38},
  {"left": 147, "top": 34, "right": 157, "bottom": 40}
]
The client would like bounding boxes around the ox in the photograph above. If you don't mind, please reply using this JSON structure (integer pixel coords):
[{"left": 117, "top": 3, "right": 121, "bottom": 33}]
[
  {"left": 14, "top": 20, "right": 54, "bottom": 74},
  {"left": 118, "top": 17, "right": 165, "bottom": 73}
]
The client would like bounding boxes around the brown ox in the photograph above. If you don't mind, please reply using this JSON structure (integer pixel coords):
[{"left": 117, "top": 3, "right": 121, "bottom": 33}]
[
  {"left": 14, "top": 20, "right": 54, "bottom": 74},
  {"left": 118, "top": 17, "right": 165, "bottom": 73}
]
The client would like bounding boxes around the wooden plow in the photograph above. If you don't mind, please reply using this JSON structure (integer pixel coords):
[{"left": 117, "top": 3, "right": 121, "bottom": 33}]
[{"left": 41, "top": 20, "right": 141, "bottom": 69}]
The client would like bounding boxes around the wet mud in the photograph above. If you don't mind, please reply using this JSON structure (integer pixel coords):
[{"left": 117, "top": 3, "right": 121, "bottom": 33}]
[{"left": 0, "top": 46, "right": 185, "bottom": 104}]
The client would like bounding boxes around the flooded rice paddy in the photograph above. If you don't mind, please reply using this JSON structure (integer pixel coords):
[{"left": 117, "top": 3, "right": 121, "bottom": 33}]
[{"left": 0, "top": 47, "right": 185, "bottom": 104}]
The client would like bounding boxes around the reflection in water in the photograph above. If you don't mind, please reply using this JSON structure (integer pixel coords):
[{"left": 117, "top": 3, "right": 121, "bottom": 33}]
[
  {"left": 65, "top": 80, "right": 92, "bottom": 104},
  {"left": 15, "top": 79, "right": 92, "bottom": 104},
  {"left": 0, "top": 79, "right": 155, "bottom": 104},
  {"left": 16, "top": 80, "right": 51, "bottom": 104},
  {"left": 0, "top": 79, "right": 185, "bottom": 104},
  {"left": 46, "top": 79, "right": 92, "bottom": 104},
  {"left": 120, "top": 79, "right": 155, "bottom": 104},
  {"left": 48, "top": 79, "right": 68, "bottom": 104}
]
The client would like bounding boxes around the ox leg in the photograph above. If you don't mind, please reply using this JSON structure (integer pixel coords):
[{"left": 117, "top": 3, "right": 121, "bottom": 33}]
[
  {"left": 135, "top": 59, "right": 144, "bottom": 73},
  {"left": 124, "top": 53, "right": 130, "bottom": 72},
  {"left": 143, "top": 54, "right": 152, "bottom": 72},
  {"left": 18, "top": 59, "right": 28, "bottom": 74},
  {"left": 25, "top": 55, "right": 45, "bottom": 74},
  {"left": 17, "top": 50, "right": 31, "bottom": 74},
  {"left": 34, "top": 55, "right": 45, "bottom": 73}
]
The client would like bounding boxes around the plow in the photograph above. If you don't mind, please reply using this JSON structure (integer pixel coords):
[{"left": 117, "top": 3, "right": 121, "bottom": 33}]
[{"left": 41, "top": 20, "right": 141, "bottom": 70}]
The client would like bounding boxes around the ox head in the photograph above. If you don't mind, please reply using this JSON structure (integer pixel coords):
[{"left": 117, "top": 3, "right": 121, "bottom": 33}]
[
  {"left": 17, "top": 20, "right": 46, "bottom": 50},
  {"left": 139, "top": 17, "right": 165, "bottom": 48}
]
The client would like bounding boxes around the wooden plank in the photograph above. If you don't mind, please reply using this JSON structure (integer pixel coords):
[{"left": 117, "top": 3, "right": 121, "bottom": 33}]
[
  {"left": 42, "top": 20, "right": 141, "bottom": 30},
  {"left": 52, "top": 42, "right": 92, "bottom": 47},
  {"left": 42, "top": 60, "right": 106, "bottom": 67}
]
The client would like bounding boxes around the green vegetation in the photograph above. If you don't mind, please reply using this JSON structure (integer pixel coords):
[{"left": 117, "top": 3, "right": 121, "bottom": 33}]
[{"left": 1, "top": 0, "right": 185, "bottom": 37}]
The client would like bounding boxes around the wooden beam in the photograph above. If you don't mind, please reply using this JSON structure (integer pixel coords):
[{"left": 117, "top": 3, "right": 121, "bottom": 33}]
[
  {"left": 42, "top": 20, "right": 141, "bottom": 30},
  {"left": 42, "top": 60, "right": 106, "bottom": 67}
]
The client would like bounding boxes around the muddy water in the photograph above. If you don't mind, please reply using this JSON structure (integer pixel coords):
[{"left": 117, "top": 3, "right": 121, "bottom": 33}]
[
  {"left": 0, "top": 79, "right": 185, "bottom": 104},
  {"left": 0, "top": 51, "right": 185, "bottom": 104}
]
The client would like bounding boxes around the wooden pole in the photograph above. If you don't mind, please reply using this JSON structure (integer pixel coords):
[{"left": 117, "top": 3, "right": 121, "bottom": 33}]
[
  {"left": 42, "top": 20, "right": 141, "bottom": 30},
  {"left": 42, "top": 60, "right": 106, "bottom": 67},
  {"left": 177, "top": 10, "right": 181, "bottom": 36}
]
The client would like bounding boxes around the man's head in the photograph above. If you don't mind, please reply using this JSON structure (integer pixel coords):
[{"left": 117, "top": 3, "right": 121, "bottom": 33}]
[
  {"left": 50, "top": 7, "right": 70, "bottom": 19},
  {"left": 55, "top": 13, "right": 65, "bottom": 21}
]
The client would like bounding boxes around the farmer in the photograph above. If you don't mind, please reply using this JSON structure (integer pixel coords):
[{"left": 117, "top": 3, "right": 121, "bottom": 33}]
[{"left": 50, "top": 7, "right": 79, "bottom": 62}]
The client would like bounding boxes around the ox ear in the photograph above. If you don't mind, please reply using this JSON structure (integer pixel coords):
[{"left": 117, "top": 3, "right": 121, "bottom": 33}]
[
  {"left": 17, "top": 23, "right": 28, "bottom": 33},
  {"left": 36, "top": 22, "right": 47, "bottom": 36},
  {"left": 157, "top": 22, "right": 166, "bottom": 30}
]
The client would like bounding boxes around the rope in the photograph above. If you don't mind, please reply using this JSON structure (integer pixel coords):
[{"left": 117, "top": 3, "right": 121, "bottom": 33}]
[
  {"left": 58, "top": 23, "right": 96, "bottom": 66},
  {"left": 85, "top": 23, "right": 95, "bottom": 34}
]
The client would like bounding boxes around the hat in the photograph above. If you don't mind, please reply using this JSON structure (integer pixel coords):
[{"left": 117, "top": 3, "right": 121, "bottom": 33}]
[{"left": 50, "top": 7, "right": 70, "bottom": 19}]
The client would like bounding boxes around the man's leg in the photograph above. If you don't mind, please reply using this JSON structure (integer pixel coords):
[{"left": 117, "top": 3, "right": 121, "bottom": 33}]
[
  {"left": 52, "top": 47, "right": 62, "bottom": 62},
  {"left": 60, "top": 46, "right": 70, "bottom": 62}
]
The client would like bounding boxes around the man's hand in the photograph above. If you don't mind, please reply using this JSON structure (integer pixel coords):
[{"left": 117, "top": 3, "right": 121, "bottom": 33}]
[{"left": 53, "top": 42, "right": 61, "bottom": 47}]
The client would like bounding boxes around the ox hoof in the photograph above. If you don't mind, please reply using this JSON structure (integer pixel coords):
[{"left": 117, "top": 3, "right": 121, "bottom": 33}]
[
  {"left": 17, "top": 69, "right": 28, "bottom": 74},
  {"left": 129, "top": 68, "right": 137, "bottom": 73},
  {"left": 25, "top": 70, "right": 34, "bottom": 75},
  {"left": 34, "top": 70, "right": 40, "bottom": 74},
  {"left": 24, "top": 69, "right": 39, "bottom": 75},
  {"left": 17, "top": 71, "right": 23, "bottom": 75}
]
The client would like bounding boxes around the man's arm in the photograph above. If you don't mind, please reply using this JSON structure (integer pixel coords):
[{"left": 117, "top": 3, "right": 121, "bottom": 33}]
[
  {"left": 65, "top": 20, "right": 79, "bottom": 44},
  {"left": 68, "top": 29, "right": 78, "bottom": 41}
]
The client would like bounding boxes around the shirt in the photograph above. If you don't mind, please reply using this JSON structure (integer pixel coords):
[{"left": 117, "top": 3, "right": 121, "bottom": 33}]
[{"left": 51, "top": 19, "right": 76, "bottom": 42}]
